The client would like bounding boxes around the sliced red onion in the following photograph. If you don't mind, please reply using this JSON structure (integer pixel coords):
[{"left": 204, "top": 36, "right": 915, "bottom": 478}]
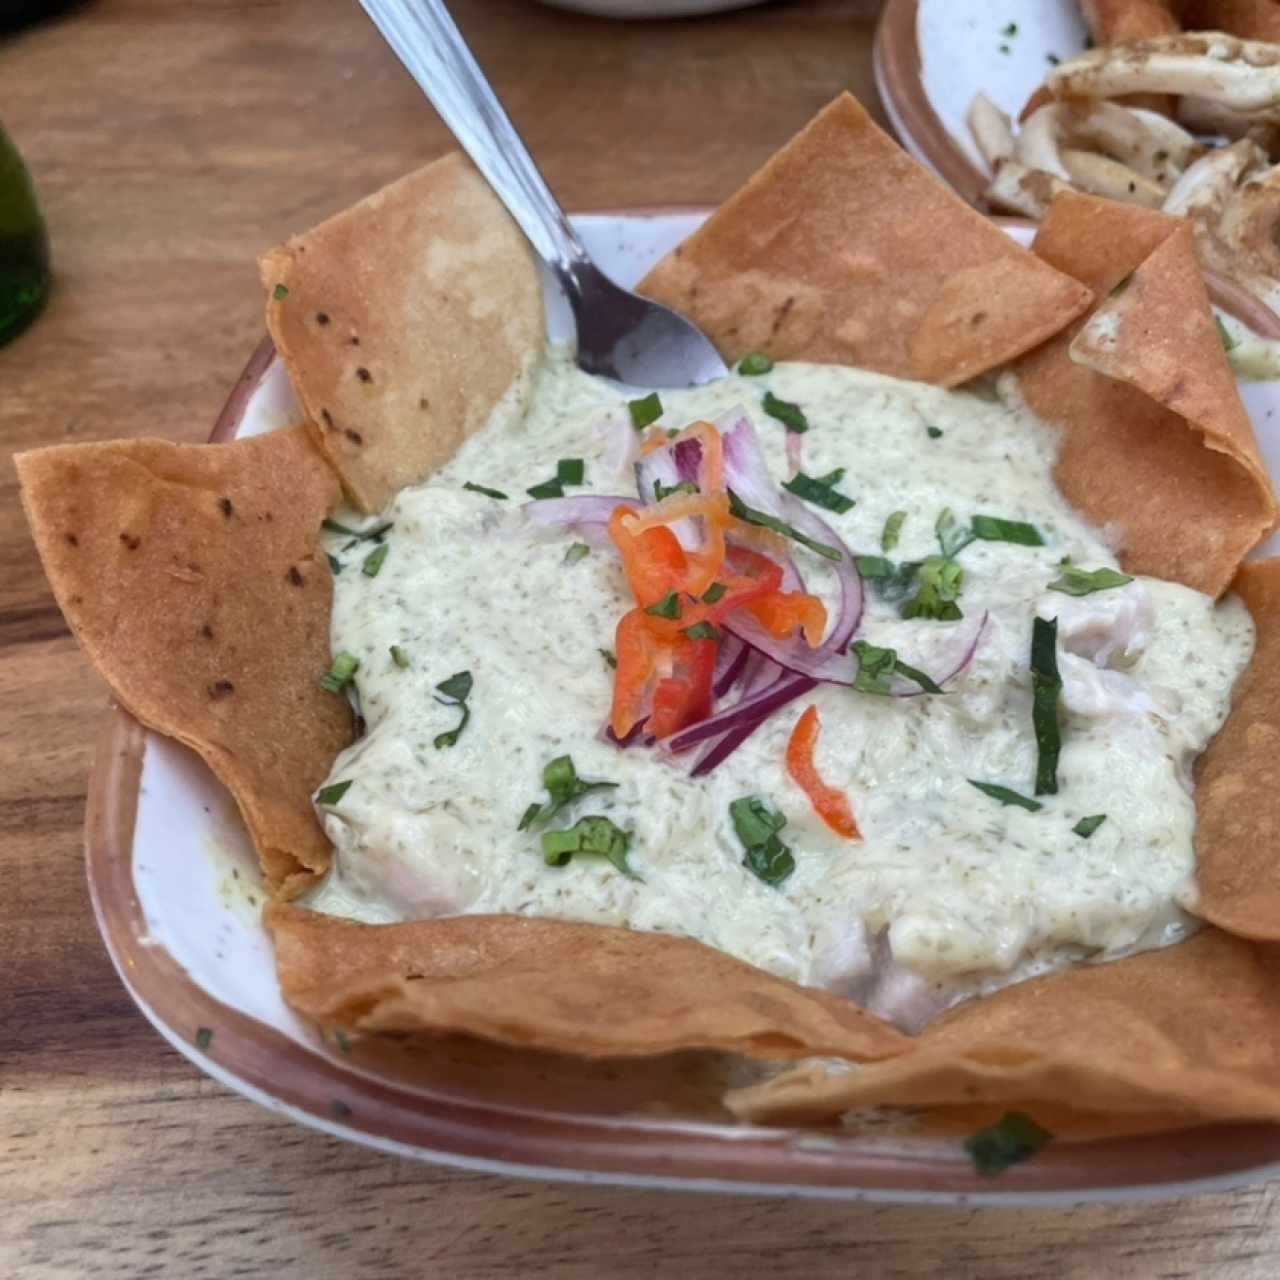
[
  {"left": 785, "top": 429, "right": 803, "bottom": 479},
  {"left": 522, "top": 494, "right": 638, "bottom": 548},
  {"left": 606, "top": 719, "right": 652, "bottom": 748},
  {"left": 718, "top": 410, "right": 786, "bottom": 517},
  {"left": 712, "top": 633, "right": 749, "bottom": 698},
  {"left": 888, "top": 611, "right": 990, "bottom": 697},
  {"left": 692, "top": 660, "right": 803, "bottom": 776},
  {"left": 597, "top": 408, "right": 640, "bottom": 482},
  {"left": 634, "top": 447, "right": 681, "bottom": 507},
  {"left": 673, "top": 437, "right": 703, "bottom": 487}
]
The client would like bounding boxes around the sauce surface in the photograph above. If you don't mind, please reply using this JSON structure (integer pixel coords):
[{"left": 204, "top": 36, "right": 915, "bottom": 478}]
[{"left": 307, "top": 352, "right": 1253, "bottom": 1027}]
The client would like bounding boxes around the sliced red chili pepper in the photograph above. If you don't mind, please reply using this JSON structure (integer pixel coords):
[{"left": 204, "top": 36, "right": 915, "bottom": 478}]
[
  {"left": 647, "top": 634, "right": 717, "bottom": 739},
  {"left": 785, "top": 705, "right": 860, "bottom": 839}
]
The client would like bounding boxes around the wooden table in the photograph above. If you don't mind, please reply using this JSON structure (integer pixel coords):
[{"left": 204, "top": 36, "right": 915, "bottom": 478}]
[{"left": 4, "top": 1, "right": 1280, "bottom": 1274}]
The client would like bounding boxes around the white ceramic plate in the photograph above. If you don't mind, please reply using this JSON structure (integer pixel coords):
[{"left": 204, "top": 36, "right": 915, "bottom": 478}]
[{"left": 86, "top": 209, "right": 1280, "bottom": 1202}]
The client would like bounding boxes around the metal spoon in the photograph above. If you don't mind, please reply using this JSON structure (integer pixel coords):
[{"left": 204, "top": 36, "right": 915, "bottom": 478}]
[{"left": 358, "top": 0, "right": 729, "bottom": 388}]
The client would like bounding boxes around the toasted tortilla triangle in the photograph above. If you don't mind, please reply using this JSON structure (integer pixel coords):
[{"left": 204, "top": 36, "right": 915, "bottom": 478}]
[
  {"left": 1194, "top": 557, "right": 1280, "bottom": 940},
  {"left": 260, "top": 152, "right": 545, "bottom": 515},
  {"left": 1071, "top": 221, "right": 1274, "bottom": 508},
  {"left": 16, "top": 427, "right": 350, "bottom": 897},
  {"left": 265, "top": 903, "right": 911, "bottom": 1062},
  {"left": 637, "top": 93, "right": 1091, "bottom": 388},
  {"left": 1017, "top": 191, "right": 1275, "bottom": 596},
  {"left": 725, "top": 928, "right": 1280, "bottom": 1125}
]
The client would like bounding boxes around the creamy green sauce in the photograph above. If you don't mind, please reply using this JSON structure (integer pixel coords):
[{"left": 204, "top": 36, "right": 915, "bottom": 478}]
[{"left": 306, "top": 350, "right": 1253, "bottom": 1029}]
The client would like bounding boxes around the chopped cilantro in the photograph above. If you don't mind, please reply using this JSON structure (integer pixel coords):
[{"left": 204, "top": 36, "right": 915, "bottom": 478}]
[
  {"left": 326, "top": 553, "right": 343, "bottom": 575},
  {"left": 1074, "top": 814, "right": 1107, "bottom": 838},
  {"left": 1215, "top": 315, "right": 1238, "bottom": 353},
  {"left": 1031, "top": 616, "right": 1062, "bottom": 795},
  {"left": 319, "top": 651, "right": 359, "bottom": 694},
  {"left": 852, "top": 639, "right": 943, "bottom": 695},
  {"left": 730, "top": 795, "right": 795, "bottom": 887},
  {"left": 557, "top": 458, "right": 585, "bottom": 485},
  {"left": 738, "top": 352, "right": 774, "bottom": 376},
  {"left": 900, "top": 555, "right": 964, "bottom": 621},
  {"left": 782, "top": 470, "right": 855, "bottom": 514},
  {"left": 564, "top": 542, "right": 591, "bottom": 565},
  {"left": 542, "top": 814, "right": 639, "bottom": 880},
  {"left": 681, "top": 621, "right": 720, "bottom": 640},
  {"left": 272, "top": 284, "right": 288, "bottom": 300},
  {"left": 882, "top": 510, "right": 907, "bottom": 552},
  {"left": 728, "top": 489, "right": 841, "bottom": 561},
  {"left": 968, "top": 780, "right": 1042, "bottom": 812},
  {"left": 433, "top": 670, "right": 473, "bottom": 749},
  {"left": 519, "top": 754, "right": 619, "bottom": 831},
  {"left": 1048, "top": 564, "right": 1133, "bottom": 596},
  {"left": 526, "top": 478, "right": 564, "bottom": 500},
  {"left": 463, "top": 480, "right": 508, "bottom": 500},
  {"left": 628, "top": 392, "right": 663, "bottom": 430},
  {"left": 926, "top": 425, "right": 944, "bottom": 439},
  {"left": 701, "top": 581, "right": 728, "bottom": 604},
  {"left": 316, "top": 779, "right": 353, "bottom": 806},
  {"left": 599, "top": 647, "right": 617, "bottom": 669},
  {"left": 389, "top": 644, "right": 410, "bottom": 669},
  {"left": 762, "top": 390, "right": 808, "bottom": 434},
  {"left": 361, "top": 542, "right": 389, "bottom": 577},
  {"left": 645, "top": 589, "right": 683, "bottom": 620},
  {"left": 936, "top": 507, "right": 976, "bottom": 558},
  {"left": 965, "top": 1111, "right": 1053, "bottom": 1177},
  {"left": 195, "top": 1026, "right": 213, "bottom": 1050},
  {"left": 972, "top": 514, "right": 1045, "bottom": 546}
]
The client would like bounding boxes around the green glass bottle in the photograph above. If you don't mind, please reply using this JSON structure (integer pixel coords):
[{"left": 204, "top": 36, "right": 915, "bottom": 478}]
[{"left": 0, "top": 121, "right": 50, "bottom": 347}]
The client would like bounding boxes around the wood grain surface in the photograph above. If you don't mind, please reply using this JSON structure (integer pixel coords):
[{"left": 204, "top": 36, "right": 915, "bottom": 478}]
[{"left": 4, "top": 1, "right": 1280, "bottom": 1275}]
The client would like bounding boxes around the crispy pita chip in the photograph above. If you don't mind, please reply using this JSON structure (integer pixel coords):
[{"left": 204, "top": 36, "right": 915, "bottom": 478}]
[
  {"left": 637, "top": 93, "right": 1091, "bottom": 388},
  {"left": 725, "top": 929, "right": 1280, "bottom": 1125},
  {"left": 1018, "top": 191, "right": 1275, "bottom": 596},
  {"left": 265, "top": 903, "right": 911, "bottom": 1062},
  {"left": 1080, "top": 0, "right": 1180, "bottom": 44},
  {"left": 1195, "top": 558, "right": 1280, "bottom": 939},
  {"left": 16, "top": 427, "right": 350, "bottom": 897},
  {"left": 260, "top": 152, "right": 545, "bottom": 515}
]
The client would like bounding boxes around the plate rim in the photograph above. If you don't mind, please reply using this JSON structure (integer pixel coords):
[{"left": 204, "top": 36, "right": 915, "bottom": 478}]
[{"left": 83, "top": 205, "right": 1280, "bottom": 1203}]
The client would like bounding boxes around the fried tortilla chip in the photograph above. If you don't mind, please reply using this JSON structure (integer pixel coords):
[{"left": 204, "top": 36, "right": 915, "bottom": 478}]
[
  {"left": 1195, "top": 557, "right": 1280, "bottom": 940},
  {"left": 725, "top": 928, "right": 1280, "bottom": 1124},
  {"left": 260, "top": 152, "right": 545, "bottom": 515},
  {"left": 16, "top": 427, "right": 350, "bottom": 897},
  {"left": 1080, "top": 0, "right": 1180, "bottom": 44},
  {"left": 265, "top": 903, "right": 912, "bottom": 1062},
  {"left": 1182, "top": 0, "right": 1280, "bottom": 41},
  {"left": 1017, "top": 191, "right": 1275, "bottom": 596},
  {"left": 637, "top": 93, "right": 1092, "bottom": 388}
]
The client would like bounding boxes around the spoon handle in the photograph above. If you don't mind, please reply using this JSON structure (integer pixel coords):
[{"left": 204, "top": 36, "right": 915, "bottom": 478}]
[{"left": 358, "top": 0, "right": 588, "bottom": 279}]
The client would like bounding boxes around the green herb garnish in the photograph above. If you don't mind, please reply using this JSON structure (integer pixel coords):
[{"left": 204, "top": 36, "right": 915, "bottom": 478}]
[
  {"left": 645, "top": 589, "right": 683, "bottom": 620},
  {"left": 433, "top": 670, "right": 473, "bottom": 749},
  {"left": 762, "top": 390, "right": 808, "bottom": 434},
  {"left": 361, "top": 542, "right": 389, "bottom": 578},
  {"left": 628, "top": 392, "right": 663, "bottom": 430},
  {"left": 326, "top": 553, "right": 343, "bottom": 575},
  {"left": 463, "top": 480, "right": 509, "bottom": 500},
  {"left": 727, "top": 489, "right": 841, "bottom": 561},
  {"left": 1030, "top": 616, "right": 1062, "bottom": 795},
  {"left": 965, "top": 1111, "right": 1053, "bottom": 1178},
  {"left": 526, "top": 478, "right": 564, "bottom": 500},
  {"left": 557, "top": 458, "right": 585, "bottom": 485},
  {"left": 782, "top": 470, "right": 855, "bottom": 514},
  {"left": 926, "top": 425, "right": 944, "bottom": 439},
  {"left": 195, "top": 1026, "right": 213, "bottom": 1049},
  {"left": 333, "top": 1028, "right": 351, "bottom": 1054},
  {"left": 1002, "top": 20, "right": 1017, "bottom": 36},
  {"left": 319, "top": 651, "right": 360, "bottom": 694},
  {"left": 316, "top": 779, "right": 353, "bottom": 806},
  {"left": 1048, "top": 564, "right": 1133, "bottom": 596},
  {"left": 1047, "top": 51, "right": 1060, "bottom": 65},
  {"left": 972, "top": 514, "right": 1045, "bottom": 546},
  {"left": 1074, "top": 814, "right": 1107, "bottom": 838},
  {"left": 1215, "top": 315, "right": 1237, "bottom": 352},
  {"left": 599, "top": 647, "right": 617, "bottom": 669},
  {"left": 701, "top": 581, "right": 728, "bottom": 604},
  {"left": 936, "top": 507, "right": 976, "bottom": 558},
  {"left": 682, "top": 621, "right": 720, "bottom": 641},
  {"left": 564, "top": 542, "right": 591, "bottom": 565},
  {"left": 730, "top": 795, "right": 795, "bottom": 887},
  {"left": 272, "top": 284, "right": 288, "bottom": 301},
  {"left": 881, "top": 511, "right": 906, "bottom": 552},
  {"left": 851, "top": 640, "right": 942, "bottom": 695},
  {"left": 389, "top": 645, "right": 410, "bottom": 669},
  {"left": 653, "top": 479, "right": 699, "bottom": 502},
  {"left": 322, "top": 517, "right": 393, "bottom": 542},
  {"left": 520, "top": 754, "right": 619, "bottom": 831},
  {"left": 859, "top": 556, "right": 921, "bottom": 605},
  {"left": 968, "top": 780, "right": 1043, "bottom": 812},
  {"left": 1109, "top": 271, "right": 1133, "bottom": 298},
  {"left": 900, "top": 555, "right": 964, "bottom": 621},
  {"left": 542, "top": 814, "right": 639, "bottom": 880},
  {"left": 738, "top": 352, "right": 774, "bottom": 376}
]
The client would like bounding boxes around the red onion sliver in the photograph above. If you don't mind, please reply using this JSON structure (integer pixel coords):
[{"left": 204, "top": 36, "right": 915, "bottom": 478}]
[{"left": 785, "top": 429, "right": 803, "bottom": 479}]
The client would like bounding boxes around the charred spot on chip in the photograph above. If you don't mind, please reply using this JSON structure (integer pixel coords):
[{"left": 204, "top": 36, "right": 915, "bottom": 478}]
[
  {"left": 287, "top": 565, "right": 305, "bottom": 587},
  {"left": 200, "top": 623, "right": 214, "bottom": 639},
  {"left": 64, "top": 532, "right": 78, "bottom": 546},
  {"left": 768, "top": 297, "right": 796, "bottom": 339},
  {"left": 316, "top": 312, "right": 330, "bottom": 326},
  {"left": 970, "top": 310, "right": 989, "bottom": 327},
  {"left": 321, "top": 409, "right": 334, "bottom": 430},
  {"left": 208, "top": 679, "right": 235, "bottom": 700},
  {"left": 345, "top": 429, "right": 364, "bottom": 446},
  {"left": 218, "top": 497, "right": 234, "bottom": 518},
  {"left": 119, "top": 531, "right": 141, "bottom": 551},
  {"left": 418, "top": 397, "right": 429, "bottom": 411},
  {"left": 356, "top": 367, "right": 372, "bottom": 383},
  {"left": 349, "top": 335, "right": 360, "bottom": 346}
]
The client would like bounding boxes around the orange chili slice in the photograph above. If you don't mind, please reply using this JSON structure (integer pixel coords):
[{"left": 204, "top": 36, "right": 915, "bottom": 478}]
[
  {"left": 749, "top": 591, "right": 828, "bottom": 648},
  {"left": 785, "top": 705, "right": 860, "bottom": 839}
]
